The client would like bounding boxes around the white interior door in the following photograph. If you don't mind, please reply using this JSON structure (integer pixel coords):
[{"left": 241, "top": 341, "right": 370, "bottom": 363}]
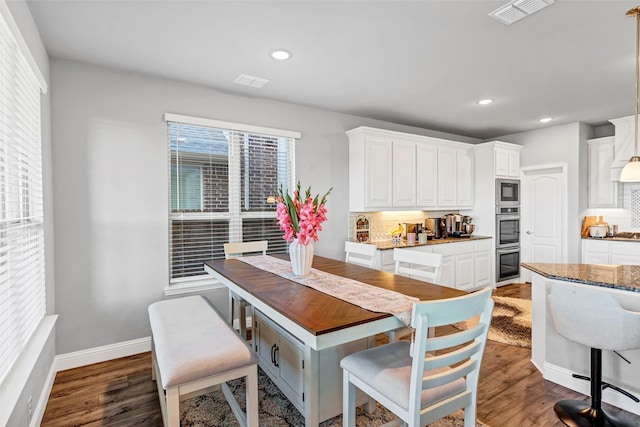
[{"left": 521, "top": 165, "right": 566, "bottom": 282}]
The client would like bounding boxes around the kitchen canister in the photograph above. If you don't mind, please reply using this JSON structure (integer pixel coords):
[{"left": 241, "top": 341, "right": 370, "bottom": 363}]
[{"left": 407, "top": 233, "right": 416, "bottom": 244}]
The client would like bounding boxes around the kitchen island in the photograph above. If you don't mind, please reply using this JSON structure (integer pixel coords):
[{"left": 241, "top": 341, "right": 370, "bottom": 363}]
[{"left": 522, "top": 263, "right": 640, "bottom": 416}]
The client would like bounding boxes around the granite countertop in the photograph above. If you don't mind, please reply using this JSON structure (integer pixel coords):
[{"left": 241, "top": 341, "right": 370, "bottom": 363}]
[
  {"left": 521, "top": 263, "right": 640, "bottom": 293},
  {"left": 582, "top": 236, "right": 640, "bottom": 242},
  {"left": 372, "top": 235, "right": 491, "bottom": 251}
]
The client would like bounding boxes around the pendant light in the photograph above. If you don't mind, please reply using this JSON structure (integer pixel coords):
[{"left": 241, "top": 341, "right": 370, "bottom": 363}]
[{"left": 621, "top": 6, "right": 640, "bottom": 182}]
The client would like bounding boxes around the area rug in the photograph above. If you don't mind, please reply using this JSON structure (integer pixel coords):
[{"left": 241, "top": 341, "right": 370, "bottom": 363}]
[
  {"left": 181, "top": 367, "right": 489, "bottom": 426},
  {"left": 454, "top": 296, "right": 531, "bottom": 348}
]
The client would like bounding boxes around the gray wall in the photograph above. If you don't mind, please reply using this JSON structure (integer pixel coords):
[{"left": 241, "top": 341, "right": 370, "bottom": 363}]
[
  {"left": 5, "top": 1, "right": 55, "bottom": 425},
  {"left": 50, "top": 58, "right": 480, "bottom": 355},
  {"left": 496, "top": 122, "right": 592, "bottom": 263}
]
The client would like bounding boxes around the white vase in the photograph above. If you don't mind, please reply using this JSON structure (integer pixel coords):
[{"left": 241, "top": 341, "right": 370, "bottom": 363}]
[{"left": 289, "top": 238, "right": 314, "bottom": 276}]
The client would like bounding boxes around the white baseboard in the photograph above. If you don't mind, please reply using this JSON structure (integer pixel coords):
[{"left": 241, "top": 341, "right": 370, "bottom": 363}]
[
  {"left": 543, "top": 361, "right": 640, "bottom": 416},
  {"left": 55, "top": 337, "right": 152, "bottom": 372}
]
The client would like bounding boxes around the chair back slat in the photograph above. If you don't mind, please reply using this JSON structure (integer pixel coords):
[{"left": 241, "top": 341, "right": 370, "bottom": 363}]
[
  {"left": 344, "top": 241, "right": 377, "bottom": 268},
  {"left": 426, "top": 323, "right": 486, "bottom": 352},
  {"left": 394, "top": 249, "right": 442, "bottom": 284},
  {"left": 224, "top": 241, "right": 268, "bottom": 259},
  {"left": 423, "top": 340, "right": 482, "bottom": 371},
  {"left": 411, "top": 292, "right": 491, "bottom": 328},
  {"left": 422, "top": 359, "right": 477, "bottom": 390}
]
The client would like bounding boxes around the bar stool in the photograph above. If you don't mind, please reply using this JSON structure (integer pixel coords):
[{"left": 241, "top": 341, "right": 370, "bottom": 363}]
[{"left": 548, "top": 282, "right": 640, "bottom": 427}]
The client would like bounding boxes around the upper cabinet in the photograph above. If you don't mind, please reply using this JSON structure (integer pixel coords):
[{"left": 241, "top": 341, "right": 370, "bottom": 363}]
[
  {"left": 436, "top": 146, "right": 474, "bottom": 208},
  {"left": 392, "top": 139, "right": 417, "bottom": 207},
  {"left": 494, "top": 145, "right": 521, "bottom": 178},
  {"left": 347, "top": 126, "right": 473, "bottom": 211},
  {"left": 362, "top": 135, "right": 393, "bottom": 208},
  {"left": 588, "top": 136, "right": 619, "bottom": 208}
]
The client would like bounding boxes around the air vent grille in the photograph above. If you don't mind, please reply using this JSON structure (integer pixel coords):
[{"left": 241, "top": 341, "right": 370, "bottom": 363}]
[
  {"left": 489, "top": 0, "right": 555, "bottom": 25},
  {"left": 234, "top": 74, "right": 269, "bottom": 88}
]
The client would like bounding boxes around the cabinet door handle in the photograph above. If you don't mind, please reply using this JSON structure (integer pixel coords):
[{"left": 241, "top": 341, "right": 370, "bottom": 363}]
[
  {"left": 274, "top": 345, "right": 279, "bottom": 367},
  {"left": 270, "top": 344, "right": 276, "bottom": 365}
]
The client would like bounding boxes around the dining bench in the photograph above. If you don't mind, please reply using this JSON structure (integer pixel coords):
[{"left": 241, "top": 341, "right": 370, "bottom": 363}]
[{"left": 148, "top": 295, "right": 258, "bottom": 427}]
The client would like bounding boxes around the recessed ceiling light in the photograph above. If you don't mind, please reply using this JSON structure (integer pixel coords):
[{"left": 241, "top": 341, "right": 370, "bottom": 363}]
[
  {"left": 539, "top": 117, "right": 552, "bottom": 123},
  {"left": 477, "top": 99, "right": 494, "bottom": 105},
  {"left": 271, "top": 49, "right": 291, "bottom": 60}
]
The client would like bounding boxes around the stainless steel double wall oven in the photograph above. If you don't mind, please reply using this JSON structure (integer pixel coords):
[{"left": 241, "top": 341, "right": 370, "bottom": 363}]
[{"left": 496, "top": 179, "right": 520, "bottom": 282}]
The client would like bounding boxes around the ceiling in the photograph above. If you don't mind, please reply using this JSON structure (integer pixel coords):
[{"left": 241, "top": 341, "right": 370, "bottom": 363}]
[{"left": 24, "top": 0, "right": 640, "bottom": 139}]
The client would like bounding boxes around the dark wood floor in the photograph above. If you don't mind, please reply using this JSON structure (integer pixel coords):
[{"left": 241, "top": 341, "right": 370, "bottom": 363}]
[{"left": 41, "top": 283, "right": 640, "bottom": 426}]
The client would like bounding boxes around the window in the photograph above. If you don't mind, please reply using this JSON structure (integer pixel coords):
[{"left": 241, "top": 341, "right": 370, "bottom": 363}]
[
  {"left": 166, "top": 114, "right": 299, "bottom": 285},
  {"left": 0, "top": 8, "right": 47, "bottom": 383}
]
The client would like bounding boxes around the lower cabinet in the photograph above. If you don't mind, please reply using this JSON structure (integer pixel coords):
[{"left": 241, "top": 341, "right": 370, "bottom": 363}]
[
  {"left": 582, "top": 239, "right": 640, "bottom": 265},
  {"left": 253, "top": 309, "right": 370, "bottom": 422},
  {"left": 254, "top": 309, "right": 304, "bottom": 411},
  {"left": 379, "top": 238, "right": 493, "bottom": 291}
]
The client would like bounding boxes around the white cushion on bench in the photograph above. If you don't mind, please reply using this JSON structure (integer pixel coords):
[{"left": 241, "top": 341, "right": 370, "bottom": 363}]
[{"left": 148, "top": 295, "right": 257, "bottom": 389}]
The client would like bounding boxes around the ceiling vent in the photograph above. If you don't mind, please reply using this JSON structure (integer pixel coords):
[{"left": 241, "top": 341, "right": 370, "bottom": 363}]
[
  {"left": 489, "top": 0, "right": 555, "bottom": 25},
  {"left": 234, "top": 74, "right": 269, "bottom": 88}
]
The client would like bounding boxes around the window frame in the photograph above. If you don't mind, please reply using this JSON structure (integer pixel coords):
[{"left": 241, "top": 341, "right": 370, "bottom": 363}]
[{"left": 165, "top": 113, "right": 299, "bottom": 294}]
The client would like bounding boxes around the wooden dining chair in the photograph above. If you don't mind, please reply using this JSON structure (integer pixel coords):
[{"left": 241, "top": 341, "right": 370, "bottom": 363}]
[
  {"left": 341, "top": 286, "right": 494, "bottom": 427},
  {"left": 344, "top": 241, "right": 377, "bottom": 268},
  {"left": 388, "top": 248, "right": 443, "bottom": 341},
  {"left": 224, "top": 240, "right": 268, "bottom": 340}
]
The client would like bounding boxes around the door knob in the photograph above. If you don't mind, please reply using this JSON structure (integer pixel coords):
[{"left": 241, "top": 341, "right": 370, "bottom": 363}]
[{"left": 526, "top": 230, "right": 532, "bottom": 235}]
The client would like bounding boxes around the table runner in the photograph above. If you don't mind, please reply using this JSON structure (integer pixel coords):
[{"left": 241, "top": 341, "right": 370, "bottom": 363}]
[{"left": 236, "top": 255, "right": 418, "bottom": 326}]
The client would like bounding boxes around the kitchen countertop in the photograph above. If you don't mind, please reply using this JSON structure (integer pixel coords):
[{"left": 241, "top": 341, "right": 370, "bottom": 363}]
[
  {"left": 521, "top": 262, "right": 640, "bottom": 293},
  {"left": 371, "top": 235, "right": 491, "bottom": 251},
  {"left": 582, "top": 235, "right": 640, "bottom": 242}
]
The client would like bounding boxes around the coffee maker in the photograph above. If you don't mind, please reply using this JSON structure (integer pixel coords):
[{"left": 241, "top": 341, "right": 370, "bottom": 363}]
[
  {"left": 445, "top": 214, "right": 463, "bottom": 236},
  {"left": 433, "top": 217, "right": 447, "bottom": 239}
]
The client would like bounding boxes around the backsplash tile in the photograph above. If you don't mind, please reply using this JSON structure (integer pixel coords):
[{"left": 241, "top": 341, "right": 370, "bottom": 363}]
[
  {"left": 585, "top": 183, "right": 640, "bottom": 233},
  {"left": 347, "top": 210, "right": 457, "bottom": 242},
  {"left": 632, "top": 187, "right": 640, "bottom": 228}
]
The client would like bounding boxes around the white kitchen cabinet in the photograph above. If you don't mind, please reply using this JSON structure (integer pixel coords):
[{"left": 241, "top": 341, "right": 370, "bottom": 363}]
[
  {"left": 416, "top": 143, "right": 438, "bottom": 207},
  {"left": 581, "top": 239, "right": 611, "bottom": 264},
  {"left": 347, "top": 126, "right": 475, "bottom": 211},
  {"left": 611, "top": 241, "right": 640, "bottom": 265},
  {"left": 437, "top": 147, "right": 474, "bottom": 208},
  {"left": 436, "top": 147, "right": 457, "bottom": 207},
  {"left": 581, "top": 239, "right": 640, "bottom": 265},
  {"left": 494, "top": 146, "right": 521, "bottom": 178},
  {"left": 588, "top": 137, "right": 619, "bottom": 208},
  {"left": 375, "top": 239, "right": 493, "bottom": 290},
  {"left": 455, "top": 253, "right": 474, "bottom": 290},
  {"left": 431, "top": 243, "right": 456, "bottom": 287},
  {"left": 392, "top": 139, "right": 416, "bottom": 207},
  {"left": 456, "top": 147, "right": 474, "bottom": 207},
  {"left": 473, "top": 239, "right": 492, "bottom": 289},
  {"left": 364, "top": 135, "right": 393, "bottom": 209}
]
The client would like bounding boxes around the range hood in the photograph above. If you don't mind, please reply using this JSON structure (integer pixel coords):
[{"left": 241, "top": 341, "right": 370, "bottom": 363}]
[{"left": 610, "top": 115, "right": 637, "bottom": 181}]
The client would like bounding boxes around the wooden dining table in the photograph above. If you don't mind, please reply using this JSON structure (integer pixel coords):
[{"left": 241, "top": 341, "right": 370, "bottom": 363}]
[{"left": 204, "top": 254, "right": 463, "bottom": 427}]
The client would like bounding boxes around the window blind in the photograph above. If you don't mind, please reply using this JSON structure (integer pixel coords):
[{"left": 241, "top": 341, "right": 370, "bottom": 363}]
[
  {"left": 0, "top": 11, "right": 46, "bottom": 383},
  {"left": 167, "top": 118, "right": 296, "bottom": 283}
]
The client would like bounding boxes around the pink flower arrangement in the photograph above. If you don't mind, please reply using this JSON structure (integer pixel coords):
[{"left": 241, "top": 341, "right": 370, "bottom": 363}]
[{"left": 276, "top": 182, "right": 332, "bottom": 245}]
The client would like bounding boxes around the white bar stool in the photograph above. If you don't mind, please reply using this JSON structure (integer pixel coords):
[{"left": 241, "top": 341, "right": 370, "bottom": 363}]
[{"left": 548, "top": 282, "right": 640, "bottom": 427}]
